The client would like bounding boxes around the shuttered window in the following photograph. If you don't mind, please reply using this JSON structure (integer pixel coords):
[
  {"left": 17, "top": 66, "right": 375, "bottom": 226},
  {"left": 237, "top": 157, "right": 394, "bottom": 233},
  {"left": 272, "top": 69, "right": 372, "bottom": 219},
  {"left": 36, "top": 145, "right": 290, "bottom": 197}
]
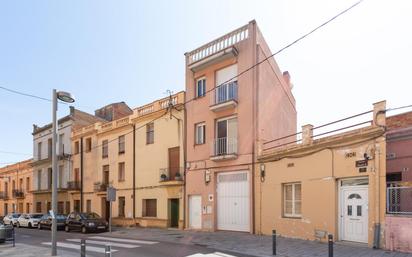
[
  {"left": 283, "top": 183, "right": 302, "bottom": 218},
  {"left": 143, "top": 199, "right": 157, "bottom": 217}
]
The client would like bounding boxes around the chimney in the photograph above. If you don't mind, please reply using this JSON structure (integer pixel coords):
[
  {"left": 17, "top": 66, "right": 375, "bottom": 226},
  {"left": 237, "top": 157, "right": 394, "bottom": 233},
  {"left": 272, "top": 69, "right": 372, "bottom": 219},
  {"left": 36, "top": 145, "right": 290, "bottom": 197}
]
[
  {"left": 373, "top": 100, "right": 386, "bottom": 127},
  {"left": 302, "top": 124, "right": 314, "bottom": 145},
  {"left": 70, "top": 106, "right": 75, "bottom": 115},
  {"left": 283, "top": 71, "right": 293, "bottom": 89}
]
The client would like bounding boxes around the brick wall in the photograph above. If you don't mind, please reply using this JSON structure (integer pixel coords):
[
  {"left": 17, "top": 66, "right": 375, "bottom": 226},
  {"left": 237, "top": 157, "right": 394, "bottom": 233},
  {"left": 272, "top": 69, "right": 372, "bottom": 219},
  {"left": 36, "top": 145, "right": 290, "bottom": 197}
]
[{"left": 387, "top": 111, "right": 412, "bottom": 131}]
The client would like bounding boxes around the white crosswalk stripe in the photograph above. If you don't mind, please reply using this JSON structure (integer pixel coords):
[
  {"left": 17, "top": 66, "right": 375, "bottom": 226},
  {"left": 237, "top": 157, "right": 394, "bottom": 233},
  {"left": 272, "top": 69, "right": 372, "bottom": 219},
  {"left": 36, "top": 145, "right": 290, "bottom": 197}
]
[
  {"left": 67, "top": 238, "right": 141, "bottom": 248},
  {"left": 88, "top": 236, "right": 158, "bottom": 245},
  {"left": 41, "top": 242, "right": 118, "bottom": 253},
  {"left": 185, "top": 253, "right": 239, "bottom": 257}
]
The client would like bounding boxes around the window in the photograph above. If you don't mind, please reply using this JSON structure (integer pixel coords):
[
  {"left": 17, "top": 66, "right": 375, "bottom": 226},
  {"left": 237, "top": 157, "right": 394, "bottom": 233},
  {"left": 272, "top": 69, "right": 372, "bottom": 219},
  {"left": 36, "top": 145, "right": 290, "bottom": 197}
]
[
  {"left": 74, "top": 168, "right": 80, "bottom": 182},
  {"left": 86, "top": 200, "right": 92, "bottom": 213},
  {"left": 38, "top": 142, "right": 42, "bottom": 160},
  {"left": 118, "top": 135, "right": 125, "bottom": 154},
  {"left": 48, "top": 168, "right": 52, "bottom": 190},
  {"left": 65, "top": 201, "right": 71, "bottom": 214},
  {"left": 47, "top": 202, "right": 51, "bottom": 212},
  {"left": 37, "top": 170, "right": 41, "bottom": 190},
  {"left": 26, "top": 177, "right": 30, "bottom": 191},
  {"left": 59, "top": 134, "right": 64, "bottom": 155},
  {"left": 195, "top": 123, "right": 206, "bottom": 145},
  {"left": 196, "top": 77, "right": 206, "bottom": 98},
  {"left": 36, "top": 202, "right": 42, "bottom": 213},
  {"left": 118, "top": 162, "right": 125, "bottom": 182},
  {"left": 48, "top": 138, "right": 52, "bottom": 158},
  {"left": 102, "top": 140, "right": 108, "bottom": 158},
  {"left": 26, "top": 203, "right": 30, "bottom": 213},
  {"left": 74, "top": 200, "right": 80, "bottom": 212},
  {"left": 85, "top": 138, "right": 92, "bottom": 152},
  {"left": 74, "top": 141, "right": 80, "bottom": 154},
  {"left": 283, "top": 183, "right": 302, "bottom": 218},
  {"left": 58, "top": 201, "right": 64, "bottom": 214},
  {"left": 143, "top": 199, "right": 157, "bottom": 217},
  {"left": 58, "top": 165, "right": 64, "bottom": 188},
  {"left": 118, "top": 197, "right": 125, "bottom": 217},
  {"left": 102, "top": 165, "right": 110, "bottom": 184},
  {"left": 146, "top": 123, "right": 154, "bottom": 144}
]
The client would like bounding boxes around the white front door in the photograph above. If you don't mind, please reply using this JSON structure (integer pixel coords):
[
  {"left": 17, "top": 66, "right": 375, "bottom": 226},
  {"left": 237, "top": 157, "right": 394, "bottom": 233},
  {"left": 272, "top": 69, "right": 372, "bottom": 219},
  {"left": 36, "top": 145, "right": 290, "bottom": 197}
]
[
  {"left": 340, "top": 186, "right": 368, "bottom": 243},
  {"left": 217, "top": 171, "right": 250, "bottom": 232},
  {"left": 189, "top": 195, "right": 201, "bottom": 229}
]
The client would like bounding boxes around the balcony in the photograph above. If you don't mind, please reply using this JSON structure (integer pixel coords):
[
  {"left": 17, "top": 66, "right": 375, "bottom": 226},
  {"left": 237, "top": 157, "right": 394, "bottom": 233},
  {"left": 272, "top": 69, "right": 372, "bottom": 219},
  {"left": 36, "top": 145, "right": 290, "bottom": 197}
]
[
  {"left": 12, "top": 190, "right": 24, "bottom": 198},
  {"left": 210, "top": 81, "right": 238, "bottom": 112},
  {"left": 159, "top": 167, "right": 184, "bottom": 185},
  {"left": 94, "top": 182, "right": 108, "bottom": 193},
  {"left": 67, "top": 181, "right": 81, "bottom": 191},
  {"left": 210, "top": 137, "right": 238, "bottom": 161},
  {"left": 0, "top": 191, "right": 9, "bottom": 200}
]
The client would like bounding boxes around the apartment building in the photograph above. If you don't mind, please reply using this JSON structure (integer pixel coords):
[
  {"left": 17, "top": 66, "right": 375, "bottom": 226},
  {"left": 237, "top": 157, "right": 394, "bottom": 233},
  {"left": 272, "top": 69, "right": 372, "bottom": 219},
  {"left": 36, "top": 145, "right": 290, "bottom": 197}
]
[
  {"left": 184, "top": 20, "right": 297, "bottom": 232},
  {"left": 71, "top": 92, "right": 185, "bottom": 228},
  {"left": 0, "top": 159, "right": 33, "bottom": 215},
  {"left": 31, "top": 106, "right": 103, "bottom": 214},
  {"left": 256, "top": 101, "right": 387, "bottom": 248},
  {"left": 385, "top": 111, "right": 412, "bottom": 253}
]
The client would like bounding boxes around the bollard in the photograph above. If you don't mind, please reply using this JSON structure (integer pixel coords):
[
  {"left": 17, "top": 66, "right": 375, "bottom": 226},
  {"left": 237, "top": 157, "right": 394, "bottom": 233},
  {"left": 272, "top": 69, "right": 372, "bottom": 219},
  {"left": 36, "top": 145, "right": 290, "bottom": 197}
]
[
  {"left": 272, "top": 230, "right": 276, "bottom": 255},
  {"left": 105, "top": 244, "right": 112, "bottom": 257},
  {"left": 328, "top": 234, "right": 333, "bottom": 257},
  {"left": 12, "top": 226, "right": 15, "bottom": 247},
  {"left": 80, "top": 238, "right": 86, "bottom": 257}
]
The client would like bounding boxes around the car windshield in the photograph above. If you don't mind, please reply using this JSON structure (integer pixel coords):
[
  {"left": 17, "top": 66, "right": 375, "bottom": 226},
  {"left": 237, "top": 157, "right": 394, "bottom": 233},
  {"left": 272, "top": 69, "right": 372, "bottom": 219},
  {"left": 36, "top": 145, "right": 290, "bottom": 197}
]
[
  {"left": 12, "top": 214, "right": 20, "bottom": 218},
  {"left": 80, "top": 213, "right": 101, "bottom": 219},
  {"left": 31, "top": 214, "right": 43, "bottom": 219},
  {"left": 56, "top": 215, "right": 66, "bottom": 219}
]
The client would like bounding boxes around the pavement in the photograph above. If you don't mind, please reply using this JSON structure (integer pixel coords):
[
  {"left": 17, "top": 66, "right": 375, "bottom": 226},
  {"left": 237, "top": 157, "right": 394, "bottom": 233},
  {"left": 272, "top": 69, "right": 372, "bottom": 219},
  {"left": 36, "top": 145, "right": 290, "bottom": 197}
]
[{"left": 0, "top": 243, "right": 79, "bottom": 257}]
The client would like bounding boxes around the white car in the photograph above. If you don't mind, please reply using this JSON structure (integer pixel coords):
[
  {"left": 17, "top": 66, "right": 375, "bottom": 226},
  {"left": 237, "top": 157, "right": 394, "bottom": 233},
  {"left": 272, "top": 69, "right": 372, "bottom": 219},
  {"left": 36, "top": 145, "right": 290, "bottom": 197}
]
[
  {"left": 3, "top": 213, "right": 21, "bottom": 226},
  {"left": 16, "top": 213, "right": 43, "bottom": 228}
]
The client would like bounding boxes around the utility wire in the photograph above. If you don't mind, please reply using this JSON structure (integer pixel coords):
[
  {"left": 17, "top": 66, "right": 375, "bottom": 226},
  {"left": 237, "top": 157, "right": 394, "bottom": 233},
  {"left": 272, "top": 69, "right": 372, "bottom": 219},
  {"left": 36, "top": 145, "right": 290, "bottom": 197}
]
[
  {"left": 0, "top": 150, "right": 31, "bottom": 156},
  {"left": 386, "top": 104, "right": 412, "bottom": 112},
  {"left": 182, "top": 0, "right": 364, "bottom": 107}
]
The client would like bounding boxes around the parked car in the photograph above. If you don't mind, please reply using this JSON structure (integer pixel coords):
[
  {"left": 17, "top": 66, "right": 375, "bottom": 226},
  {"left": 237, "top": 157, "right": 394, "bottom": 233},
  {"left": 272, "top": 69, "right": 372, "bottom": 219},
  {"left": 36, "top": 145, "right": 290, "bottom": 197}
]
[
  {"left": 3, "top": 213, "right": 21, "bottom": 226},
  {"left": 16, "top": 213, "right": 43, "bottom": 228},
  {"left": 65, "top": 212, "right": 108, "bottom": 233},
  {"left": 38, "top": 214, "right": 67, "bottom": 230}
]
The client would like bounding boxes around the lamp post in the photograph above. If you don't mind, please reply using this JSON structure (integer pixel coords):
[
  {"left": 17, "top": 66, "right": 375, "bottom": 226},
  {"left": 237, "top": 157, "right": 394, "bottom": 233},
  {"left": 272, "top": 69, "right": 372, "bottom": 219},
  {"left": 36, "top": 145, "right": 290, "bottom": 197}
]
[{"left": 51, "top": 89, "right": 75, "bottom": 256}]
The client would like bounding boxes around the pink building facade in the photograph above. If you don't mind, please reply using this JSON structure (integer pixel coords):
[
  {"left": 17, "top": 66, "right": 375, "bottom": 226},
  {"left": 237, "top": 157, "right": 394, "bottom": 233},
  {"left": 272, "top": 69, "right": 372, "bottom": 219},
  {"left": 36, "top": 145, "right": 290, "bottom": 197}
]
[
  {"left": 385, "top": 111, "right": 412, "bottom": 253},
  {"left": 184, "top": 20, "right": 297, "bottom": 232}
]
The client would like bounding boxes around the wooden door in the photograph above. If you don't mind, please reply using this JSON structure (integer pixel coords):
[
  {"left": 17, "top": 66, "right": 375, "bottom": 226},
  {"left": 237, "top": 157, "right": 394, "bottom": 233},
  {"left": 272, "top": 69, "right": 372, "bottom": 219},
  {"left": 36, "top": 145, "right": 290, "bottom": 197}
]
[{"left": 168, "top": 147, "right": 180, "bottom": 180}]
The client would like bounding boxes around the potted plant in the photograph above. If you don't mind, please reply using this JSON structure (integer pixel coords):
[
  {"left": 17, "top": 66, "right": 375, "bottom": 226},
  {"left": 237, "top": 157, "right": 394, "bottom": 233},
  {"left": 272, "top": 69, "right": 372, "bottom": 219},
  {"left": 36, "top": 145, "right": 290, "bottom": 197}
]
[
  {"left": 175, "top": 172, "right": 182, "bottom": 181},
  {"left": 160, "top": 173, "right": 167, "bottom": 181}
]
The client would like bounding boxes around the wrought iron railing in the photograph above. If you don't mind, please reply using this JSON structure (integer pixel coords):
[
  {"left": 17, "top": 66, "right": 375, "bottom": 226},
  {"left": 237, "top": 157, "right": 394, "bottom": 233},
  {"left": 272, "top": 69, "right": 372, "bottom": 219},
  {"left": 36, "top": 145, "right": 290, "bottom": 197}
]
[
  {"left": 94, "top": 182, "right": 108, "bottom": 192},
  {"left": 211, "top": 81, "right": 238, "bottom": 106},
  {"left": 67, "top": 181, "right": 81, "bottom": 190},
  {"left": 159, "top": 167, "right": 184, "bottom": 182},
  {"left": 212, "top": 137, "right": 238, "bottom": 156},
  {"left": 12, "top": 190, "right": 24, "bottom": 198},
  {"left": 387, "top": 186, "right": 412, "bottom": 215}
]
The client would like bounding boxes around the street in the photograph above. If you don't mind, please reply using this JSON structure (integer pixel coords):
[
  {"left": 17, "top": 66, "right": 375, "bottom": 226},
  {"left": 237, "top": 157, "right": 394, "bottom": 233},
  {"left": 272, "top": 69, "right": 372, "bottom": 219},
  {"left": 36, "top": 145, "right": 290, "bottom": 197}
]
[{"left": 10, "top": 227, "right": 253, "bottom": 257}]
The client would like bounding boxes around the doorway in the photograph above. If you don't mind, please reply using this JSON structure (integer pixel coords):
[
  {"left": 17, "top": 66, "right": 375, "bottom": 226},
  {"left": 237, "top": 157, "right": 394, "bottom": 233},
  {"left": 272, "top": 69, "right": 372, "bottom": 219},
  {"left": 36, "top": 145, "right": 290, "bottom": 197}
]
[
  {"left": 339, "top": 182, "right": 368, "bottom": 243},
  {"left": 188, "top": 195, "right": 201, "bottom": 229},
  {"left": 169, "top": 199, "right": 179, "bottom": 228},
  {"left": 101, "top": 197, "right": 110, "bottom": 221}
]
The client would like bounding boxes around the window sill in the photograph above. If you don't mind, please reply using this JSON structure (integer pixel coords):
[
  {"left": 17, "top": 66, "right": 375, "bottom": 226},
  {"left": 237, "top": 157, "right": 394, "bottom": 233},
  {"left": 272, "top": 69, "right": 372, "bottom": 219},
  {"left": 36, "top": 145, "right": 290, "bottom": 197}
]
[
  {"left": 118, "top": 152, "right": 125, "bottom": 155},
  {"left": 282, "top": 215, "right": 302, "bottom": 219},
  {"left": 102, "top": 156, "right": 108, "bottom": 159}
]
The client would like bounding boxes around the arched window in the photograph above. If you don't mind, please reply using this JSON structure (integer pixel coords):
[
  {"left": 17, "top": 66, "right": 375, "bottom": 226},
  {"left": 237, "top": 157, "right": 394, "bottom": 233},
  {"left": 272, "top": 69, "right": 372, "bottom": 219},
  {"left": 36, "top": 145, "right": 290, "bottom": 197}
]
[{"left": 348, "top": 193, "right": 361, "bottom": 199}]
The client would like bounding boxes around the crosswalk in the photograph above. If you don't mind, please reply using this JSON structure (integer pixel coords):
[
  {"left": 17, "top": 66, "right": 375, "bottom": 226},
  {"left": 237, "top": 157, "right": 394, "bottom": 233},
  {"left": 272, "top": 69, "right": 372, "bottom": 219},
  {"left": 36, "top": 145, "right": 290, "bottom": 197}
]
[
  {"left": 185, "top": 253, "right": 238, "bottom": 257},
  {"left": 41, "top": 235, "right": 158, "bottom": 254}
]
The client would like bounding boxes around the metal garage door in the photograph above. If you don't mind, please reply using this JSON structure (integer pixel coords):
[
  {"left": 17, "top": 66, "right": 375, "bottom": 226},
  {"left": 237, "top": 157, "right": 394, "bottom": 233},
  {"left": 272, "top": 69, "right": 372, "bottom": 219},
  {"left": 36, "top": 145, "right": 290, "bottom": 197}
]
[{"left": 217, "top": 171, "right": 250, "bottom": 232}]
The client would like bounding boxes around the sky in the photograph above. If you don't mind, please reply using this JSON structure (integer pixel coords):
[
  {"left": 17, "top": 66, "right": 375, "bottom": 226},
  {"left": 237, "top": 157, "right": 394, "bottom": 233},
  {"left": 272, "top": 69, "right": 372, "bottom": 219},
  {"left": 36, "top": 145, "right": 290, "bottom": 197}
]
[{"left": 1, "top": 0, "right": 412, "bottom": 165}]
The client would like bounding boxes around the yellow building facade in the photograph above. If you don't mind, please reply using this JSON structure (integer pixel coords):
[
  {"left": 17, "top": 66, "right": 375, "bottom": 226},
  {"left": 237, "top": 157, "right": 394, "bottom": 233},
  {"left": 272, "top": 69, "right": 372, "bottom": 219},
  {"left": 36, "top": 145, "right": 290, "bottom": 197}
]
[
  {"left": 71, "top": 92, "right": 185, "bottom": 228},
  {"left": 0, "top": 159, "right": 33, "bottom": 215}
]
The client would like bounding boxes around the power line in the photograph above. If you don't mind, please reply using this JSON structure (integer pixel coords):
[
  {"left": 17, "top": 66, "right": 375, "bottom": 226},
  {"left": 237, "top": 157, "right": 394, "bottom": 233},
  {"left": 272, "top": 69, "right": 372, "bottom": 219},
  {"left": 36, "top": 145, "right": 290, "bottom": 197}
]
[
  {"left": 0, "top": 150, "right": 31, "bottom": 156},
  {"left": 182, "top": 0, "right": 364, "bottom": 107},
  {"left": 387, "top": 104, "right": 412, "bottom": 113}
]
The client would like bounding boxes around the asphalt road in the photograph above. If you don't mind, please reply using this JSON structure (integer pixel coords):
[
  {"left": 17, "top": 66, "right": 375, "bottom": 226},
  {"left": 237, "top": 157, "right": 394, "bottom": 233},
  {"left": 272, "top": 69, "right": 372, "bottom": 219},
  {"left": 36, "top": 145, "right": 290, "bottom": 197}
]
[{"left": 13, "top": 227, "right": 254, "bottom": 257}]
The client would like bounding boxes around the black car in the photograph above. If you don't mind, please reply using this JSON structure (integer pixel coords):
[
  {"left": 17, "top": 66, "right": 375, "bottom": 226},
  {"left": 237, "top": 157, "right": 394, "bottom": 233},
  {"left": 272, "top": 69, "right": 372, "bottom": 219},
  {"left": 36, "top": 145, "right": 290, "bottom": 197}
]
[
  {"left": 65, "top": 212, "right": 108, "bottom": 233},
  {"left": 38, "top": 214, "right": 67, "bottom": 230}
]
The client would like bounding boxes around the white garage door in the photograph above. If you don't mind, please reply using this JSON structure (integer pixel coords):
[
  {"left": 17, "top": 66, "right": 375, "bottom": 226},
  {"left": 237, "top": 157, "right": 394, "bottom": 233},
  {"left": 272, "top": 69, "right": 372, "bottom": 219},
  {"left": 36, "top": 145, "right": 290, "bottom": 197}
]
[
  {"left": 217, "top": 171, "right": 250, "bottom": 232},
  {"left": 189, "top": 195, "right": 202, "bottom": 229}
]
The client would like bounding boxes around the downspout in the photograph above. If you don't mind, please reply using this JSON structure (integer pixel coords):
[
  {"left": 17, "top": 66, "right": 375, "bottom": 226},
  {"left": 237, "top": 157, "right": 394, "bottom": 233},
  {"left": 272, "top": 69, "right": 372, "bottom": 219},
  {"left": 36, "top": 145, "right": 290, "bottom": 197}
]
[
  {"left": 182, "top": 107, "right": 187, "bottom": 229},
  {"left": 373, "top": 142, "right": 381, "bottom": 248},
  {"left": 251, "top": 20, "right": 257, "bottom": 234},
  {"left": 80, "top": 137, "right": 84, "bottom": 212},
  {"left": 133, "top": 124, "right": 136, "bottom": 219}
]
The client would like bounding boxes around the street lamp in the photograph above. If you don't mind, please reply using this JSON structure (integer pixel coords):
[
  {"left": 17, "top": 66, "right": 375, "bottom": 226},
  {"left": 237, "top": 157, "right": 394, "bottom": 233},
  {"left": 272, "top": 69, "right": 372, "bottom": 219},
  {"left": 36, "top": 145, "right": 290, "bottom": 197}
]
[{"left": 51, "top": 90, "right": 75, "bottom": 256}]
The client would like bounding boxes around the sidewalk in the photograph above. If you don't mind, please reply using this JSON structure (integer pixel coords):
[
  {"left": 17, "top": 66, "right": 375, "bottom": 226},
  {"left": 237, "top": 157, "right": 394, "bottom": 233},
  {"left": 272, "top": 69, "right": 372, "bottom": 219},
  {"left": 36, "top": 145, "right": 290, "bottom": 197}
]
[
  {"left": 107, "top": 227, "right": 412, "bottom": 257},
  {"left": 0, "top": 243, "right": 88, "bottom": 257}
]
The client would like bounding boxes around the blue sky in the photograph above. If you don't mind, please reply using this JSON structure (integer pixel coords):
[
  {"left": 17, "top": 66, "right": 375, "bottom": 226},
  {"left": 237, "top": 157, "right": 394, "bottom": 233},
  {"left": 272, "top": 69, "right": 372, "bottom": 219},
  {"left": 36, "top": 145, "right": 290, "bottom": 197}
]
[{"left": 1, "top": 0, "right": 412, "bottom": 165}]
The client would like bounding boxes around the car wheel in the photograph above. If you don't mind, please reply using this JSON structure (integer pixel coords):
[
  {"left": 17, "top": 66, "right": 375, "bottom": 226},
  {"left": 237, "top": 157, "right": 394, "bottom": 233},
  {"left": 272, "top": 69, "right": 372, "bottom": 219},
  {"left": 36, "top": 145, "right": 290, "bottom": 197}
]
[
  {"left": 81, "top": 226, "right": 87, "bottom": 234},
  {"left": 16, "top": 222, "right": 20, "bottom": 228},
  {"left": 65, "top": 225, "right": 70, "bottom": 232}
]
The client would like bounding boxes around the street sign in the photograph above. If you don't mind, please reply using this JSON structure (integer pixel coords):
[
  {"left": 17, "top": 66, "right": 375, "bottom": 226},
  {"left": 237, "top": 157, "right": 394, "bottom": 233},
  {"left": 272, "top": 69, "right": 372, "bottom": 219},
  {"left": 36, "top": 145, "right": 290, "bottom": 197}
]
[{"left": 107, "top": 187, "right": 116, "bottom": 202}]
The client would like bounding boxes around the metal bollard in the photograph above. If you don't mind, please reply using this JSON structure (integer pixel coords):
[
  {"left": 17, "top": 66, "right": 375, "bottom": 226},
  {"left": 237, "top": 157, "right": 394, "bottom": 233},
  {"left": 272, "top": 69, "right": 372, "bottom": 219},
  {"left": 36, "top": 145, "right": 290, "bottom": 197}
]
[
  {"left": 80, "top": 238, "right": 86, "bottom": 257},
  {"left": 328, "top": 234, "right": 333, "bottom": 257},
  {"left": 12, "top": 226, "right": 15, "bottom": 247},
  {"left": 272, "top": 230, "right": 276, "bottom": 255},
  {"left": 105, "top": 244, "right": 112, "bottom": 257}
]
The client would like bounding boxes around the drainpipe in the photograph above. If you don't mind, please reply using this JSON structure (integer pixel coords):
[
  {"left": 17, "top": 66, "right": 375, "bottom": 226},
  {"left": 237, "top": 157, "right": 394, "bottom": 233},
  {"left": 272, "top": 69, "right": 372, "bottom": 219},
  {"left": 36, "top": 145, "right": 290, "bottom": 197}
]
[
  {"left": 251, "top": 20, "right": 257, "bottom": 234},
  {"left": 80, "top": 137, "right": 84, "bottom": 212},
  {"left": 182, "top": 109, "right": 187, "bottom": 229},
  {"left": 133, "top": 124, "right": 136, "bottom": 219}
]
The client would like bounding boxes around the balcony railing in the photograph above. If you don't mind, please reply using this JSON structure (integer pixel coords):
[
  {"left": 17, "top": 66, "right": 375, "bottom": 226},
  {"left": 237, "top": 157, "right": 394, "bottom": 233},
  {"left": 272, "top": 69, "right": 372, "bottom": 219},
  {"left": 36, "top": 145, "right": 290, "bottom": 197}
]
[
  {"left": 94, "top": 182, "right": 108, "bottom": 192},
  {"left": 159, "top": 167, "right": 184, "bottom": 182},
  {"left": 212, "top": 137, "right": 238, "bottom": 157},
  {"left": 67, "top": 181, "right": 81, "bottom": 191},
  {"left": 0, "top": 191, "right": 9, "bottom": 200},
  {"left": 12, "top": 190, "right": 24, "bottom": 198},
  {"left": 212, "top": 81, "right": 238, "bottom": 105}
]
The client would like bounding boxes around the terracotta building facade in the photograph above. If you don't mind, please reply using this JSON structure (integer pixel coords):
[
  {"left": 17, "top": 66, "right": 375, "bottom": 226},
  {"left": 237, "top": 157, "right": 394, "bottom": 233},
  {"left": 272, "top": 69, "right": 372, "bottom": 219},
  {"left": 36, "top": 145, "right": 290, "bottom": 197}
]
[{"left": 184, "top": 20, "right": 297, "bottom": 232}]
